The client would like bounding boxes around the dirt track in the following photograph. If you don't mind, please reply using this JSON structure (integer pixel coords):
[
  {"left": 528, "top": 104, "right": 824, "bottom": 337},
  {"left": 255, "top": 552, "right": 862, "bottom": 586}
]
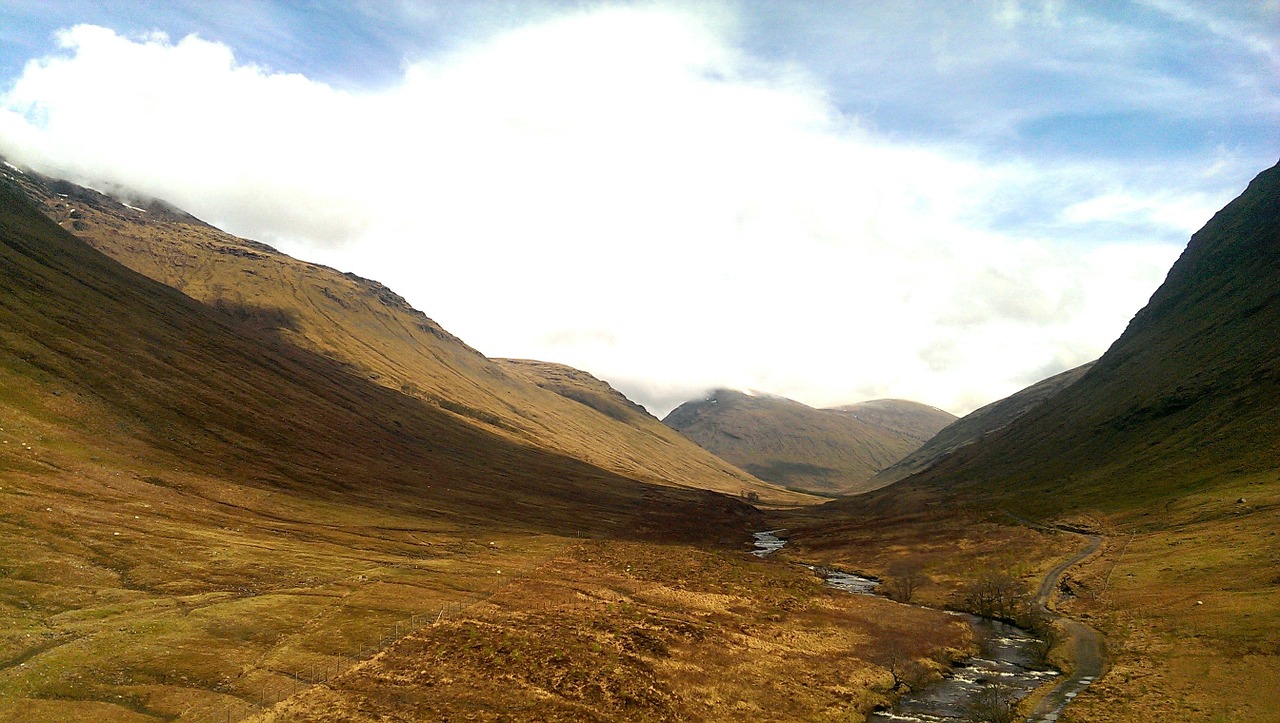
[{"left": 1027, "top": 532, "right": 1105, "bottom": 722}]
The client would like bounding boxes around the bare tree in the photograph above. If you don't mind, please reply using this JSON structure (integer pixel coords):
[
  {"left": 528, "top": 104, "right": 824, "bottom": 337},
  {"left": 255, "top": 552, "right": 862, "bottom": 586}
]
[
  {"left": 959, "top": 570, "right": 1029, "bottom": 621},
  {"left": 884, "top": 565, "right": 927, "bottom": 603},
  {"left": 964, "top": 682, "right": 1018, "bottom": 723},
  {"left": 878, "top": 640, "right": 929, "bottom": 692},
  {"left": 1020, "top": 605, "right": 1061, "bottom": 665}
]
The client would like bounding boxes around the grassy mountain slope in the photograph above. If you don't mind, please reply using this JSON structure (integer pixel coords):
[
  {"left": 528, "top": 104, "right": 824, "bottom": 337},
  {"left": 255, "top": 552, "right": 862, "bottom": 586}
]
[
  {"left": 872, "top": 362, "right": 1093, "bottom": 486},
  {"left": 784, "top": 161, "right": 1280, "bottom": 721},
  {"left": 0, "top": 169, "right": 975, "bottom": 722},
  {"left": 663, "top": 389, "right": 925, "bottom": 495},
  {"left": 0, "top": 167, "right": 776, "bottom": 719},
  {"left": 7, "top": 165, "right": 808, "bottom": 506},
  {"left": 824, "top": 399, "right": 956, "bottom": 446},
  {"left": 0, "top": 167, "right": 763, "bottom": 540},
  {"left": 903, "top": 160, "right": 1280, "bottom": 513}
]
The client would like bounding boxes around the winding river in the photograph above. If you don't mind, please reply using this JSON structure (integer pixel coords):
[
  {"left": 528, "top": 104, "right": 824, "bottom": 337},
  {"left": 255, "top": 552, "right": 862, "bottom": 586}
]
[{"left": 751, "top": 530, "right": 1060, "bottom": 722}]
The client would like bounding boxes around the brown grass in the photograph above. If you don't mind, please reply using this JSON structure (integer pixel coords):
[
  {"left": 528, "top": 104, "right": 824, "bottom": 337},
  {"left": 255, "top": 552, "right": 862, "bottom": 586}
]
[
  {"left": 258, "top": 539, "right": 975, "bottom": 722},
  {"left": 776, "top": 503, "right": 1075, "bottom": 611},
  {"left": 1047, "top": 471, "right": 1280, "bottom": 722},
  {"left": 776, "top": 474, "right": 1280, "bottom": 722},
  {"left": 15, "top": 169, "right": 814, "bottom": 507}
]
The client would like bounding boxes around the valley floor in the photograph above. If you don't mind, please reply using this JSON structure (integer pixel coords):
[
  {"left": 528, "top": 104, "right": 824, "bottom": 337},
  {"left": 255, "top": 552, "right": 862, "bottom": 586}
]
[
  {"left": 0, "top": 407, "right": 973, "bottom": 722},
  {"left": 256, "top": 538, "right": 973, "bottom": 722},
  {"left": 778, "top": 476, "right": 1280, "bottom": 723},
  {"left": 1047, "top": 474, "right": 1280, "bottom": 722}
]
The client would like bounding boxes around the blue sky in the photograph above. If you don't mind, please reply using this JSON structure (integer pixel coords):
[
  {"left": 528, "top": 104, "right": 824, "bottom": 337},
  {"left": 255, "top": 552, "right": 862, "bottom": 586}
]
[
  {"left": 6, "top": 1, "right": 1273, "bottom": 167},
  {"left": 1, "top": 1, "right": 1276, "bottom": 414}
]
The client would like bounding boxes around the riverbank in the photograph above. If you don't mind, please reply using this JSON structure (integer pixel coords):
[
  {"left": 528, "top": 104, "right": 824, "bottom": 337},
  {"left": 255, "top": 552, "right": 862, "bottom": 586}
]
[{"left": 754, "top": 529, "right": 1062, "bottom": 721}]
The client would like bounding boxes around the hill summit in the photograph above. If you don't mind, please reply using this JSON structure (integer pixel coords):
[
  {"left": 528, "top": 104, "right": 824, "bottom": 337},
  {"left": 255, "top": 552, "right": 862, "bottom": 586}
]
[{"left": 664, "top": 390, "right": 953, "bottom": 495}]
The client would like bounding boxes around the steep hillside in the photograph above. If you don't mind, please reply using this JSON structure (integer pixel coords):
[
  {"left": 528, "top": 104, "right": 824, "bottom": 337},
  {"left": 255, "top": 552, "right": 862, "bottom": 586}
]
[
  {"left": 663, "top": 390, "right": 924, "bottom": 495},
  {"left": 496, "top": 358, "right": 662, "bottom": 426},
  {"left": 901, "top": 160, "right": 1280, "bottom": 513},
  {"left": 0, "top": 167, "right": 758, "bottom": 539},
  {"left": 783, "top": 161, "right": 1280, "bottom": 721},
  {"left": 5, "top": 163, "right": 809, "bottom": 506},
  {"left": 872, "top": 362, "right": 1092, "bottom": 486},
  {"left": 0, "top": 168, "right": 775, "bottom": 718},
  {"left": 825, "top": 399, "right": 955, "bottom": 445}
]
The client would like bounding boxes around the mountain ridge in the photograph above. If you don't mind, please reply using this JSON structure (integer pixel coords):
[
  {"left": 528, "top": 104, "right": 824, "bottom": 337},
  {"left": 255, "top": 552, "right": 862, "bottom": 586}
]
[
  {"left": 896, "top": 159, "right": 1280, "bottom": 512},
  {"left": 664, "top": 389, "right": 942, "bottom": 495},
  {"left": 872, "top": 362, "right": 1093, "bottom": 487},
  {"left": 3, "top": 162, "right": 814, "bottom": 506}
]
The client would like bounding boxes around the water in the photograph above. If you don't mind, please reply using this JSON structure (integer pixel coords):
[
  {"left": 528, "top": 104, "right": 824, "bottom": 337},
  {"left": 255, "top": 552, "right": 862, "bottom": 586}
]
[
  {"left": 867, "top": 616, "right": 1059, "bottom": 722},
  {"left": 818, "top": 567, "right": 881, "bottom": 595},
  {"left": 747, "top": 530, "right": 1059, "bottom": 722},
  {"left": 750, "top": 529, "right": 788, "bottom": 557}
]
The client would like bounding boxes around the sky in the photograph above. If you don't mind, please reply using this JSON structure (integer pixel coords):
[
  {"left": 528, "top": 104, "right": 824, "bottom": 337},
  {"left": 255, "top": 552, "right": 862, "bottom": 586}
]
[{"left": 0, "top": 1, "right": 1276, "bottom": 416}]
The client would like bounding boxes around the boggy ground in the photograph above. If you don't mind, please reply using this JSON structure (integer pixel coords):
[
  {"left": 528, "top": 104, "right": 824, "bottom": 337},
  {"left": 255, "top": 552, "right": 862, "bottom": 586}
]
[{"left": 257, "top": 539, "right": 975, "bottom": 722}]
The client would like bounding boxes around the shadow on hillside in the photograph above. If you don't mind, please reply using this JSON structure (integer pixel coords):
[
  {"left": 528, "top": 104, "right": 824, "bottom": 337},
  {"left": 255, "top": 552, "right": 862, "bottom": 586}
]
[{"left": 0, "top": 184, "right": 760, "bottom": 547}]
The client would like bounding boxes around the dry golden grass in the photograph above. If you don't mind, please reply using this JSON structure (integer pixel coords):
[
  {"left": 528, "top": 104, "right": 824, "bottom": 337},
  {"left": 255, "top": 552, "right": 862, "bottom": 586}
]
[
  {"left": 777, "top": 473, "right": 1280, "bottom": 722},
  {"left": 778, "top": 503, "right": 1075, "bottom": 611},
  {"left": 0, "top": 389, "right": 585, "bottom": 721},
  {"left": 16, "top": 170, "right": 813, "bottom": 507},
  {"left": 257, "top": 539, "right": 975, "bottom": 722},
  {"left": 1045, "top": 471, "right": 1280, "bottom": 722}
]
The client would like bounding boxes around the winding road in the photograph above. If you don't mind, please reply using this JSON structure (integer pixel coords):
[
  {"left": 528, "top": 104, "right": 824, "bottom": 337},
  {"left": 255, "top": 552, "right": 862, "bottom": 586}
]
[{"left": 1026, "top": 529, "right": 1105, "bottom": 722}]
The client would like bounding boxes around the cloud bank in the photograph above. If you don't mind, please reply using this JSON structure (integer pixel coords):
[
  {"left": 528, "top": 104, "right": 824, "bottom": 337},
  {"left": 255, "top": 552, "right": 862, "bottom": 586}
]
[{"left": 0, "top": 8, "right": 1238, "bottom": 415}]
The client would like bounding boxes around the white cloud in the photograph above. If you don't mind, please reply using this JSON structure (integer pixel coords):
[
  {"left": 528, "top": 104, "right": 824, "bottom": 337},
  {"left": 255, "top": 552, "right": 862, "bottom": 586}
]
[
  {"left": 1060, "top": 189, "right": 1220, "bottom": 231},
  {"left": 0, "top": 10, "right": 1222, "bottom": 416}
]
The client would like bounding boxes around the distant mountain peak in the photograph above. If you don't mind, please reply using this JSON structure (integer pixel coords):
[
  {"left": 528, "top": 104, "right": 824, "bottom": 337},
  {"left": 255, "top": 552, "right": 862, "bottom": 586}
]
[{"left": 665, "top": 390, "right": 949, "bottom": 496}]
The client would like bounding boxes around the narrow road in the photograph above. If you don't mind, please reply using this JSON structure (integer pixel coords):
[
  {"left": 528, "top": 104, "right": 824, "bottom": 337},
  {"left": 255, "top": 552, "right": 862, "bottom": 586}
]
[{"left": 1026, "top": 529, "right": 1105, "bottom": 722}]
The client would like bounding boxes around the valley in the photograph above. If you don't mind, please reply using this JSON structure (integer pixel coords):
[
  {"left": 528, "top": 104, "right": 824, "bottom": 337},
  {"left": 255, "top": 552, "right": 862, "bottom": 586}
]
[{"left": 0, "top": 154, "right": 1277, "bottom": 722}]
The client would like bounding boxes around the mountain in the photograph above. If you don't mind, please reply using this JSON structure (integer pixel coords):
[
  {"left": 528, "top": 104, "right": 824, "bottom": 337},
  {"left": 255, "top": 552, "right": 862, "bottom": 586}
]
[
  {"left": 663, "top": 389, "right": 930, "bottom": 495},
  {"left": 872, "top": 363, "right": 1092, "bottom": 486},
  {"left": 0, "top": 162, "right": 782, "bottom": 718},
  {"left": 0, "top": 165, "right": 762, "bottom": 538},
  {"left": 825, "top": 399, "right": 955, "bottom": 446},
  {"left": 899, "top": 160, "right": 1280, "bottom": 513},
  {"left": 783, "top": 161, "right": 1280, "bottom": 722},
  {"left": 5, "top": 163, "right": 812, "bottom": 507},
  {"left": 495, "top": 359, "right": 659, "bottom": 426}
]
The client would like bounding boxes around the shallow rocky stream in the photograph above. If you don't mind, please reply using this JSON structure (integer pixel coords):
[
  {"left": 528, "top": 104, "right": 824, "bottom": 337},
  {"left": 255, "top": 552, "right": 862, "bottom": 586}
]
[{"left": 751, "top": 530, "right": 1060, "bottom": 722}]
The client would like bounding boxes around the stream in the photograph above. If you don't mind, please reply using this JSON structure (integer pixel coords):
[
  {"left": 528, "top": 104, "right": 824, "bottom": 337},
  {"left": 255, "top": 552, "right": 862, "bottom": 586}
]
[{"left": 751, "top": 530, "right": 1060, "bottom": 722}]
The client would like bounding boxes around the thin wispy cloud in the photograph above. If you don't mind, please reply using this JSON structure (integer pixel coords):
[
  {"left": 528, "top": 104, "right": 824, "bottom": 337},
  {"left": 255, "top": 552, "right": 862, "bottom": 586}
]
[{"left": 0, "top": 3, "right": 1273, "bottom": 416}]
